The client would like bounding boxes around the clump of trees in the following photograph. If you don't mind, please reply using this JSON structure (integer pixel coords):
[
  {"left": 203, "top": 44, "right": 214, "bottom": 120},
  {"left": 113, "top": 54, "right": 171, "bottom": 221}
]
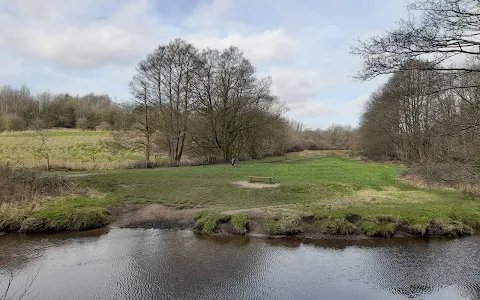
[
  {"left": 353, "top": 0, "right": 480, "bottom": 191},
  {"left": 116, "top": 39, "right": 287, "bottom": 164},
  {"left": 0, "top": 85, "right": 133, "bottom": 132},
  {"left": 1, "top": 39, "right": 358, "bottom": 168},
  {"left": 285, "top": 120, "right": 358, "bottom": 152}
]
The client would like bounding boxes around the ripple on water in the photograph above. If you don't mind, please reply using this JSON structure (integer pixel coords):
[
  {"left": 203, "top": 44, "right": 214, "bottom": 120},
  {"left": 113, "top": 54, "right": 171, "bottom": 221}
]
[{"left": 1, "top": 230, "right": 480, "bottom": 300}]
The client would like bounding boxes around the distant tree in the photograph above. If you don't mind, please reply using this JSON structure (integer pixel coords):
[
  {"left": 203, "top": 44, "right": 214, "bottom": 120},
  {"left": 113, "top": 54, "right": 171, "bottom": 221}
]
[{"left": 30, "top": 119, "right": 51, "bottom": 170}]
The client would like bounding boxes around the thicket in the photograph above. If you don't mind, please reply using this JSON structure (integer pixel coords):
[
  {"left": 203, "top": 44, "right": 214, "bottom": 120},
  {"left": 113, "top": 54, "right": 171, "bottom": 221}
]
[
  {"left": 353, "top": 0, "right": 480, "bottom": 193},
  {"left": 0, "top": 164, "right": 71, "bottom": 204}
]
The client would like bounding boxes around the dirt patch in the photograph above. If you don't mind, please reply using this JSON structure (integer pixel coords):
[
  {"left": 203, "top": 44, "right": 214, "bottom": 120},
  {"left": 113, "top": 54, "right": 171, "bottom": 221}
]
[
  {"left": 232, "top": 181, "right": 281, "bottom": 189},
  {"left": 111, "top": 204, "right": 199, "bottom": 229}
]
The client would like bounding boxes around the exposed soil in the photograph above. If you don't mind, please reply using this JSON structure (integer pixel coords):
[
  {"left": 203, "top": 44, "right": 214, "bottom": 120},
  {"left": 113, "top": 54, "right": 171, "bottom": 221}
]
[
  {"left": 231, "top": 181, "right": 281, "bottom": 188},
  {"left": 111, "top": 204, "right": 200, "bottom": 229}
]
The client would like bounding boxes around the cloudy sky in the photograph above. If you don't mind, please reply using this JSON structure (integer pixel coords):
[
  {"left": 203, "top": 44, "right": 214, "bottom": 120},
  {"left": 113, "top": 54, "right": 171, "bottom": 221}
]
[{"left": 0, "top": 0, "right": 408, "bottom": 129}]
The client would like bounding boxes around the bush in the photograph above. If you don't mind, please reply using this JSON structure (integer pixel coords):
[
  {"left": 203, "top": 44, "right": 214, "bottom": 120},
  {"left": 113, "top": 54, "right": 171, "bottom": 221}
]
[
  {"left": 0, "top": 164, "right": 72, "bottom": 204},
  {"left": 0, "top": 114, "right": 27, "bottom": 131},
  {"left": 402, "top": 163, "right": 480, "bottom": 195},
  {"left": 95, "top": 121, "right": 112, "bottom": 131}
]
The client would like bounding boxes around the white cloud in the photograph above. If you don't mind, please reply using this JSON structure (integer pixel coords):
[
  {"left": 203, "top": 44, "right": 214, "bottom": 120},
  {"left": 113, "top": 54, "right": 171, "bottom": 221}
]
[
  {"left": 185, "top": 0, "right": 234, "bottom": 29},
  {"left": 352, "top": 94, "right": 369, "bottom": 107},
  {"left": 287, "top": 100, "right": 333, "bottom": 118},
  {"left": 185, "top": 29, "right": 298, "bottom": 64},
  {"left": 0, "top": 0, "right": 172, "bottom": 70},
  {"left": 0, "top": 0, "right": 412, "bottom": 128},
  {"left": 267, "top": 68, "right": 335, "bottom": 120}
]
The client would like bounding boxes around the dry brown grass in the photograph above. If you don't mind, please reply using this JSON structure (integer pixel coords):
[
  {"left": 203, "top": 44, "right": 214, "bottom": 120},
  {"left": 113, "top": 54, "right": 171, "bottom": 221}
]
[
  {"left": 400, "top": 164, "right": 480, "bottom": 195},
  {"left": 0, "top": 129, "right": 143, "bottom": 169},
  {"left": 0, "top": 165, "right": 72, "bottom": 204}
]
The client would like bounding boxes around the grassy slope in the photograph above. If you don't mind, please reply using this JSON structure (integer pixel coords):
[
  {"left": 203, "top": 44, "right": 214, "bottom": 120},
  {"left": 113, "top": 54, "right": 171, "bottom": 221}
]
[
  {"left": 78, "top": 155, "right": 480, "bottom": 226},
  {"left": 0, "top": 129, "right": 143, "bottom": 169}
]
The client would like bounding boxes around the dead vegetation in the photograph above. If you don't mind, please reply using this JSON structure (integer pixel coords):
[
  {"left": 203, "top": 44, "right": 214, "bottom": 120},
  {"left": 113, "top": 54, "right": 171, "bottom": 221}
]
[
  {"left": 401, "top": 163, "right": 480, "bottom": 195},
  {"left": 0, "top": 164, "right": 111, "bottom": 233},
  {"left": 0, "top": 164, "right": 72, "bottom": 204}
]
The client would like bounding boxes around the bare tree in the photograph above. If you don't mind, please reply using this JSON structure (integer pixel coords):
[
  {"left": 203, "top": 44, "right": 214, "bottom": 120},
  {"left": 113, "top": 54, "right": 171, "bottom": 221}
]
[
  {"left": 352, "top": 0, "right": 480, "bottom": 85},
  {"left": 133, "top": 39, "right": 200, "bottom": 163},
  {"left": 129, "top": 75, "right": 153, "bottom": 167},
  {"left": 192, "top": 46, "right": 280, "bottom": 161},
  {"left": 30, "top": 119, "right": 50, "bottom": 171}
]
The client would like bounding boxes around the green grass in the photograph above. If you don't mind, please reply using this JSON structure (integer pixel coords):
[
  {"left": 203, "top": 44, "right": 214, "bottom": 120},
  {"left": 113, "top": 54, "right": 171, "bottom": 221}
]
[
  {"left": 315, "top": 218, "right": 361, "bottom": 235},
  {"left": 2, "top": 153, "right": 480, "bottom": 236},
  {"left": 193, "top": 210, "right": 229, "bottom": 234},
  {"left": 75, "top": 155, "right": 480, "bottom": 236},
  {"left": 0, "top": 129, "right": 143, "bottom": 169},
  {"left": 0, "top": 196, "right": 112, "bottom": 232},
  {"left": 78, "top": 156, "right": 408, "bottom": 210},
  {"left": 230, "top": 214, "right": 250, "bottom": 234}
]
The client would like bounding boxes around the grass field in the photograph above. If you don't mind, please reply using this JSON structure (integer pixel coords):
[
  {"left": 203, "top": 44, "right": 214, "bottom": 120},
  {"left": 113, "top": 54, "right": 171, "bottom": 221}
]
[
  {"left": 3, "top": 151, "right": 480, "bottom": 237},
  {"left": 0, "top": 129, "right": 143, "bottom": 169},
  {"left": 73, "top": 155, "right": 480, "bottom": 237}
]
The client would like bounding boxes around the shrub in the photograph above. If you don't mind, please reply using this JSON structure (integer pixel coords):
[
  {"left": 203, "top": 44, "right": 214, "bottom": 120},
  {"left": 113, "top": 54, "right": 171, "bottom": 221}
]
[
  {"left": 95, "top": 121, "right": 112, "bottom": 131},
  {"left": 0, "top": 164, "right": 72, "bottom": 204}
]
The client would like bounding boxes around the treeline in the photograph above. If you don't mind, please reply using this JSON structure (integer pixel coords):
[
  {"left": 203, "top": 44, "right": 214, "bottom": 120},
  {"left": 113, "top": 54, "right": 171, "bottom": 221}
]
[
  {"left": 286, "top": 121, "right": 357, "bottom": 152},
  {"left": 116, "top": 39, "right": 359, "bottom": 164},
  {"left": 109, "top": 39, "right": 354, "bottom": 165},
  {"left": 1, "top": 39, "right": 357, "bottom": 166},
  {"left": 354, "top": 0, "right": 480, "bottom": 192},
  {"left": 0, "top": 85, "right": 133, "bottom": 131},
  {"left": 360, "top": 60, "right": 480, "bottom": 164}
]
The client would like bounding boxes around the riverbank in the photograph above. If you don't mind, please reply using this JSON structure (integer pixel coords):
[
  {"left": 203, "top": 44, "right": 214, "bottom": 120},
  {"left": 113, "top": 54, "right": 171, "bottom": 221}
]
[
  {"left": 108, "top": 203, "right": 477, "bottom": 239},
  {"left": 1, "top": 199, "right": 478, "bottom": 239},
  {"left": 2, "top": 153, "right": 480, "bottom": 238}
]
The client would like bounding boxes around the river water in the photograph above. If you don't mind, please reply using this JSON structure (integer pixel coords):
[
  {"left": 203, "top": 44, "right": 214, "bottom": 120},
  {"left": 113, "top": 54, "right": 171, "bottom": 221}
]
[{"left": 1, "top": 229, "right": 480, "bottom": 300}]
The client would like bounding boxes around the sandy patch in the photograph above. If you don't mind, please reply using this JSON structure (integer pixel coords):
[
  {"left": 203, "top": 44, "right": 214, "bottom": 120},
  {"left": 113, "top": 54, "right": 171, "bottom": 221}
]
[{"left": 232, "top": 181, "right": 281, "bottom": 188}]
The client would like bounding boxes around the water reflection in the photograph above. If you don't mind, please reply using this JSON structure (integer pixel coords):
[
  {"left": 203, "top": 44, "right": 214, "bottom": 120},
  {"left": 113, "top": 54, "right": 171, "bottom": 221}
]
[
  {"left": 1, "top": 229, "right": 480, "bottom": 300},
  {"left": 0, "top": 228, "right": 110, "bottom": 271}
]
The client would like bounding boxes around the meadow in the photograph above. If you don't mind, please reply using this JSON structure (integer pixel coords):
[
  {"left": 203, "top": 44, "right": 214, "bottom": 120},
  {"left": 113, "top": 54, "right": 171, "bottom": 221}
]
[
  {"left": 0, "top": 129, "right": 143, "bottom": 169},
  {"left": 75, "top": 155, "right": 480, "bottom": 237},
  {"left": 2, "top": 140, "right": 480, "bottom": 238}
]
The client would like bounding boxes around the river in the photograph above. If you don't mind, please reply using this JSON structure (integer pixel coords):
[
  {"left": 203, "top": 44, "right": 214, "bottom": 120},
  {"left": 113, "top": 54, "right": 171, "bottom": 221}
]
[{"left": 1, "top": 229, "right": 480, "bottom": 300}]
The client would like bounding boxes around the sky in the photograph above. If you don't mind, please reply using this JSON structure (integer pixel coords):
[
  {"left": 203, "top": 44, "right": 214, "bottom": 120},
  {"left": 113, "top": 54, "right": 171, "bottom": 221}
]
[{"left": 0, "top": 0, "right": 409, "bottom": 129}]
